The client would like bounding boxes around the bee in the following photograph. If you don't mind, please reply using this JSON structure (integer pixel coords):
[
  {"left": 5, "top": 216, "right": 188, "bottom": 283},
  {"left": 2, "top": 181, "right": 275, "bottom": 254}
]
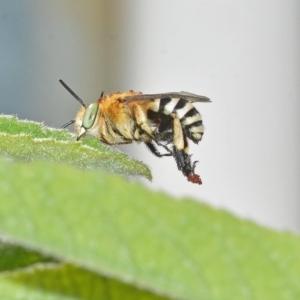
[{"left": 59, "top": 79, "right": 210, "bottom": 185}]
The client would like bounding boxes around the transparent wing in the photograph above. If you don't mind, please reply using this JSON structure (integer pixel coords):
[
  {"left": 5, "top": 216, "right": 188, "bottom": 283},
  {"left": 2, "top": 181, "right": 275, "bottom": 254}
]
[{"left": 124, "top": 92, "right": 211, "bottom": 103}]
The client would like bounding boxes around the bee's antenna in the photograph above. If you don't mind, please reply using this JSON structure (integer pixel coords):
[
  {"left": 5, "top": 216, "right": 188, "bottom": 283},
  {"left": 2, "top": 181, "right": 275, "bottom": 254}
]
[
  {"left": 59, "top": 79, "right": 87, "bottom": 108},
  {"left": 61, "top": 119, "right": 75, "bottom": 129},
  {"left": 100, "top": 91, "right": 104, "bottom": 98}
]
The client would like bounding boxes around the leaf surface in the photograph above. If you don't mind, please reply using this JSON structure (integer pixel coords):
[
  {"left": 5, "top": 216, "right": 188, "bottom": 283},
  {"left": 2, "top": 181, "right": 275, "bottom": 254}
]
[
  {"left": 0, "top": 158, "right": 299, "bottom": 299},
  {"left": 0, "top": 115, "right": 151, "bottom": 180}
]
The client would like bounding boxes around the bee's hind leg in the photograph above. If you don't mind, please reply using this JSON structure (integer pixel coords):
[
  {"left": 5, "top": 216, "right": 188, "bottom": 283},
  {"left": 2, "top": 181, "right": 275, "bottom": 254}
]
[
  {"left": 170, "top": 113, "right": 202, "bottom": 184},
  {"left": 172, "top": 147, "right": 202, "bottom": 185}
]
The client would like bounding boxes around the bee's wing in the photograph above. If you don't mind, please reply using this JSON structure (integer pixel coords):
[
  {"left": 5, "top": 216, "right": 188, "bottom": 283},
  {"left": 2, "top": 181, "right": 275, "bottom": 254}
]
[{"left": 124, "top": 92, "right": 211, "bottom": 103}]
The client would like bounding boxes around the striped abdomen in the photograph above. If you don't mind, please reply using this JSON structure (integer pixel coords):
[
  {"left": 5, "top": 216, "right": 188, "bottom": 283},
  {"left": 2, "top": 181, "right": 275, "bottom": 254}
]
[{"left": 151, "top": 97, "right": 204, "bottom": 144}]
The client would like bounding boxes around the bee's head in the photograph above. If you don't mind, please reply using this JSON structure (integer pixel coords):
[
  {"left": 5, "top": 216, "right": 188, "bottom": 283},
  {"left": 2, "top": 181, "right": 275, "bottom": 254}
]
[
  {"left": 74, "top": 103, "right": 99, "bottom": 140},
  {"left": 59, "top": 79, "right": 100, "bottom": 141}
]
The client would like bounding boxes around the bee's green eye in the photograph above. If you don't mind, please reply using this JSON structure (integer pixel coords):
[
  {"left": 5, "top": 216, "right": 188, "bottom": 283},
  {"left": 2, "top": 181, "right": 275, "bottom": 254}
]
[{"left": 82, "top": 103, "right": 99, "bottom": 129}]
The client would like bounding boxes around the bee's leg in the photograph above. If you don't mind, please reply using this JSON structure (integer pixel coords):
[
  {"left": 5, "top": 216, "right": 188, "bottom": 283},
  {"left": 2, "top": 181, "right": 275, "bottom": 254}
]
[
  {"left": 152, "top": 139, "right": 173, "bottom": 156},
  {"left": 170, "top": 114, "right": 190, "bottom": 170},
  {"left": 170, "top": 113, "right": 202, "bottom": 184},
  {"left": 145, "top": 141, "right": 172, "bottom": 157},
  {"left": 170, "top": 113, "right": 186, "bottom": 152},
  {"left": 132, "top": 104, "right": 154, "bottom": 137},
  {"left": 101, "top": 139, "right": 132, "bottom": 145},
  {"left": 154, "top": 112, "right": 189, "bottom": 166},
  {"left": 172, "top": 145, "right": 202, "bottom": 185},
  {"left": 172, "top": 137, "right": 190, "bottom": 173}
]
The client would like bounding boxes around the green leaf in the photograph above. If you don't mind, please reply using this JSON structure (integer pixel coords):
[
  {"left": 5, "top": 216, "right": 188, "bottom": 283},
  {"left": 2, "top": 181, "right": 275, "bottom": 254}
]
[
  {"left": 0, "top": 239, "right": 55, "bottom": 272},
  {"left": 1, "top": 263, "right": 168, "bottom": 300},
  {"left": 0, "top": 115, "right": 151, "bottom": 180},
  {"left": 0, "top": 278, "right": 75, "bottom": 300},
  {"left": 0, "top": 241, "right": 166, "bottom": 299},
  {"left": 0, "top": 158, "right": 300, "bottom": 299}
]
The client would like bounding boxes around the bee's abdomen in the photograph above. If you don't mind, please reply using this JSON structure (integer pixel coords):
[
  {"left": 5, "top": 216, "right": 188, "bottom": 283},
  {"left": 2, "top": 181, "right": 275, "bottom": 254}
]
[{"left": 153, "top": 97, "right": 204, "bottom": 143}]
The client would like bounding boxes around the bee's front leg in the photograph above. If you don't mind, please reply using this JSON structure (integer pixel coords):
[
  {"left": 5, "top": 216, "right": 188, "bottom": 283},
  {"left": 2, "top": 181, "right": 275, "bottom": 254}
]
[{"left": 132, "top": 104, "right": 154, "bottom": 137}]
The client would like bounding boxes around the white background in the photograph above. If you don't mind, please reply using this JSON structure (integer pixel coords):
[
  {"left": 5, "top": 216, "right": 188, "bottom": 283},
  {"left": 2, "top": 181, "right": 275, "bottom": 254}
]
[{"left": 1, "top": 1, "right": 299, "bottom": 232}]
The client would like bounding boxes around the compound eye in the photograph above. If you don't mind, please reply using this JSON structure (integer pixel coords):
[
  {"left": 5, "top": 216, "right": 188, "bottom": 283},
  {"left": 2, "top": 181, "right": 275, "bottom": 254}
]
[{"left": 82, "top": 103, "right": 99, "bottom": 129}]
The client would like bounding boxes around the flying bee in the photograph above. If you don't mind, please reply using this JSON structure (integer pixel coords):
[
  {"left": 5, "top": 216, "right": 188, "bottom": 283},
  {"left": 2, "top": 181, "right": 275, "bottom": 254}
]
[{"left": 59, "top": 79, "right": 210, "bottom": 185}]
